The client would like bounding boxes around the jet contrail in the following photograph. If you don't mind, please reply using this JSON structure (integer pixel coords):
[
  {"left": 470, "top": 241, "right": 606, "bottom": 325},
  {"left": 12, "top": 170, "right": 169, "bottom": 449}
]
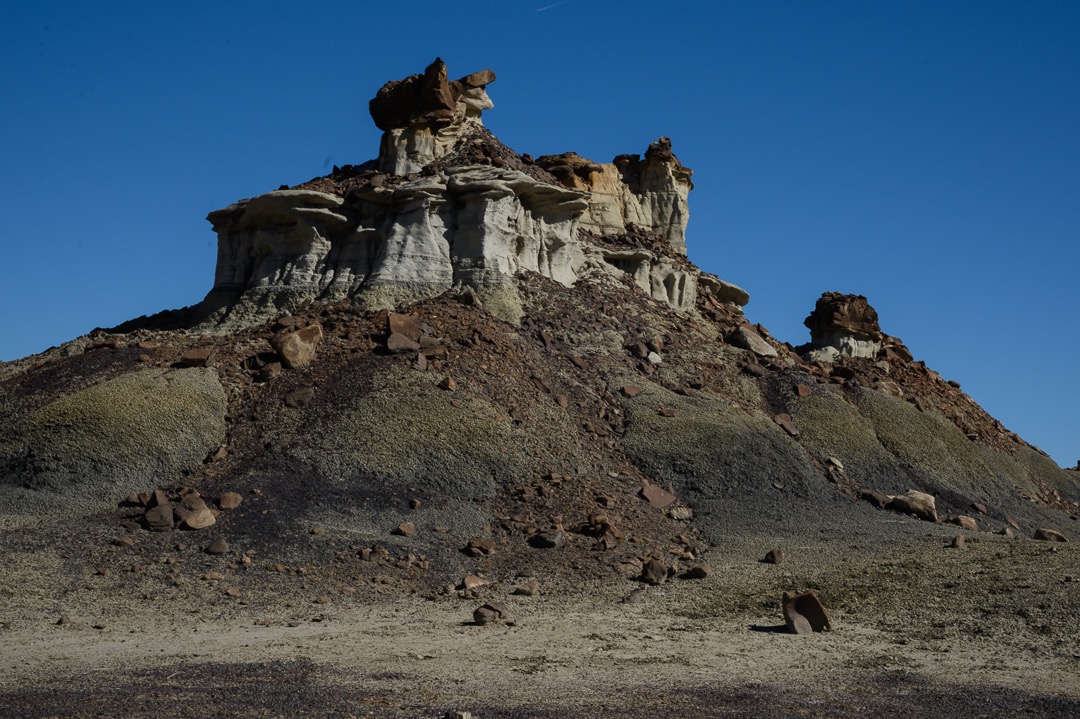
[{"left": 536, "top": 0, "right": 574, "bottom": 11}]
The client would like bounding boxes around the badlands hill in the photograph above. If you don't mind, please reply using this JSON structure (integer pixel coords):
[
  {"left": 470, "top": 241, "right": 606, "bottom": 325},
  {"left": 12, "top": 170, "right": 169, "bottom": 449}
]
[{"left": 1, "top": 60, "right": 1078, "bottom": 718}]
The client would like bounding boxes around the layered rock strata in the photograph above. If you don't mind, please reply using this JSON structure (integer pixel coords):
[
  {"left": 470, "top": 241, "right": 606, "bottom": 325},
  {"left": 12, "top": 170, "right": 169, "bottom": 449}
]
[
  {"left": 801, "top": 292, "right": 884, "bottom": 362},
  {"left": 194, "top": 60, "right": 741, "bottom": 329}
]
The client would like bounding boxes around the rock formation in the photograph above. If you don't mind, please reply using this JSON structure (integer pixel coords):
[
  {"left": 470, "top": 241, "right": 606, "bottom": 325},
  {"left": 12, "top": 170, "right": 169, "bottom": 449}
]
[
  {"left": 800, "top": 292, "right": 884, "bottom": 362},
  {"left": 194, "top": 59, "right": 740, "bottom": 329}
]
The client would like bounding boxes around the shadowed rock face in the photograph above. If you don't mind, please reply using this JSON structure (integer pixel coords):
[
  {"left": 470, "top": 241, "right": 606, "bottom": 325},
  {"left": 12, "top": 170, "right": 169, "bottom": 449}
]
[{"left": 192, "top": 61, "right": 735, "bottom": 331}]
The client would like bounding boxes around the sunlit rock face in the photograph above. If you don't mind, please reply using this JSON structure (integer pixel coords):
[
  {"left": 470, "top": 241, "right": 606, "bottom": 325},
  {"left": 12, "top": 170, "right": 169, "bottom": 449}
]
[
  {"left": 536, "top": 137, "right": 694, "bottom": 255},
  {"left": 801, "top": 292, "right": 884, "bottom": 362},
  {"left": 194, "top": 59, "right": 745, "bottom": 327}
]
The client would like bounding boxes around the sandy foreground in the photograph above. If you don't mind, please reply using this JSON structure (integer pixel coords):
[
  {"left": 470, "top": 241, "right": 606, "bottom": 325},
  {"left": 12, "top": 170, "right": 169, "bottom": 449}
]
[{"left": 2, "top": 527, "right": 1078, "bottom": 719}]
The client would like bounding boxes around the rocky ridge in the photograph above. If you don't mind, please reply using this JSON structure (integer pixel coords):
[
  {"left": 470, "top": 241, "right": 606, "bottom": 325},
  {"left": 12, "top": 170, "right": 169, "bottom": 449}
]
[{"left": 191, "top": 58, "right": 720, "bottom": 332}]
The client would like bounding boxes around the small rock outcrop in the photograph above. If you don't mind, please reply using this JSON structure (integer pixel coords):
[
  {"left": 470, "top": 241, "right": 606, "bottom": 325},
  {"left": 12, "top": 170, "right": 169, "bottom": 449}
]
[
  {"left": 800, "top": 292, "right": 884, "bottom": 362},
  {"left": 193, "top": 60, "right": 743, "bottom": 329}
]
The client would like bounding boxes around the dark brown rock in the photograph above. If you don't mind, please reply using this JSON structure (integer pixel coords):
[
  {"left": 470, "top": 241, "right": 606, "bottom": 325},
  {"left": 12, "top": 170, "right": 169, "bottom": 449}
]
[
  {"left": 782, "top": 591, "right": 833, "bottom": 634},
  {"left": 621, "top": 385, "right": 642, "bottom": 398},
  {"left": 179, "top": 348, "right": 216, "bottom": 367},
  {"left": 763, "top": 548, "right": 785, "bottom": 565},
  {"left": 473, "top": 601, "right": 512, "bottom": 626},
  {"left": 393, "top": 522, "right": 417, "bottom": 537},
  {"left": 529, "top": 531, "right": 566, "bottom": 549},
  {"left": 438, "top": 376, "right": 457, "bottom": 391},
  {"left": 796, "top": 383, "right": 812, "bottom": 398},
  {"left": 680, "top": 564, "right": 711, "bottom": 580},
  {"left": 640, "top": 558, "right": 668, "bottom": 585},
  {"left": 387, "top": 333, "right": 421, "bottom": 353},
  {"left": 949, "top": 515, "right": 979, "bottom": 532},
  {"left": 803, "top": 293, "right": 882, "bottom": 345},
  {"left": 465, "top": 538, "right": 495, "bottom": 557},
  {"left": 1033, "top": 528, "right": 1068, "bottom": 542},
  {"left": 205, "top": 538, "right": 229, "bottom": 555},
  {"left": 388, "top": 313, "right": 423, "bottom": 342},
  {"left": 858, "top": 489, "right": 890, "bottom": 509}
]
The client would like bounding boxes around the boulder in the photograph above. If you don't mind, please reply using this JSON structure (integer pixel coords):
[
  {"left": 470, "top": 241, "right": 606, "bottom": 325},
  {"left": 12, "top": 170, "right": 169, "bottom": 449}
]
[
  {"left": 270, "top": 324, "right": 323, "bottom": 369},
  {"left": 885, "top": 490, "right": 938, "bottom": 523},
  {"left": 729, "top": 325, "right": 778, "bottom": 358},
  {"left": 1033, "top": 528, "right": 1068, "bottom": 542},
  {"left": 782, "top": 591, "right": 833, "bottom": 634}
]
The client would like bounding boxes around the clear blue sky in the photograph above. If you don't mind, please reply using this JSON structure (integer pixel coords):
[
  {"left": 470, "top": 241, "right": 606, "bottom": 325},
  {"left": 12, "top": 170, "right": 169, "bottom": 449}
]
[{"left": 1, "top": 1, "right": 1077, "bottom": 467}]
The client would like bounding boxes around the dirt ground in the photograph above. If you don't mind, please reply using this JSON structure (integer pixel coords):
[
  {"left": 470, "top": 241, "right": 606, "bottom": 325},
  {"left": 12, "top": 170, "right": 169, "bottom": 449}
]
[{"left": 3, "top": 518, "right": 1077, "bottom": 719}]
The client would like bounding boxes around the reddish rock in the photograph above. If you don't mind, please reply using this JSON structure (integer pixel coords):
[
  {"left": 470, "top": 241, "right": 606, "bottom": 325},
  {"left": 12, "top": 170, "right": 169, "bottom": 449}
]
[
  {"left": 621, "top": 385, "right": 642, "bottom": 398},
  {"left": 271, "top": 324, "right": 323, "bottom": 368},
  {"left": 473, "top": 601, "right": 512, "bottom": 626},
  {"left": 465, "top": 538, "right": 495, "bottom": 557},
  {"left": 858, "top": 489, "right": 890, "bottom": 509},
  {"left": 179, "top": 348, "right": 216, "bottom": 367},
  {"left": 388, "top": 313, "right": 423, "bottom": 342},
  {"left": 774, "top": 413, "right": 800, "bottom": 438},
  {"left": 218, "top": 492, "right": 243, "bottom": 511},
  {"left": 393, "top": 522, "right": 417, "bottom": 537},
  {"left": 387, "top": 333, "right": 421, "bottom": 353},
  {"left": 796, "top": 384, "right": 812, "bottom": 398},
  {"left": 803, "top": 293, "right": 882, "bottom": 345},
  {"left": 782, "top": 591, "right": 833, "bottom": 634},
  {"left": 763, "top": 548, "right": 785, "bottom": 565},
  {"left": 143, "top": 491, "right": 174, "bottom": 532},
  {"left": 640, "top": 482, "right": 676, "bottom": 509},
  {"left": 680, "top": 564, "right": 711, "bottom": 580},
  {"left": 949, "top": 515, "right": 979, "bottom": 532}
]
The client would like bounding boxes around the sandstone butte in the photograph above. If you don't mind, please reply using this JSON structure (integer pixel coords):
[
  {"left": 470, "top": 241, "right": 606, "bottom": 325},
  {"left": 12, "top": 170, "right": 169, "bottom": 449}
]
[{"left": 0, "top": 59, "right": 1078, "bottom": 718}]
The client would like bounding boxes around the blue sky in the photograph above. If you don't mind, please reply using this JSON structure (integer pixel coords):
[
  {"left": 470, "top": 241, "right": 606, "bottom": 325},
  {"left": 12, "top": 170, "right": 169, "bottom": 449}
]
[{"left": 1, "top": 1, "right": 1077, "bottom": 467}]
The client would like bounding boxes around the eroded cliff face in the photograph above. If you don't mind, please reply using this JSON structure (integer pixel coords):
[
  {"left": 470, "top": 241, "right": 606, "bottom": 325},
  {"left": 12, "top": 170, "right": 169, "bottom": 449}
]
[{"left": 195, "top": 59, "right": 741, "bottom": 328}]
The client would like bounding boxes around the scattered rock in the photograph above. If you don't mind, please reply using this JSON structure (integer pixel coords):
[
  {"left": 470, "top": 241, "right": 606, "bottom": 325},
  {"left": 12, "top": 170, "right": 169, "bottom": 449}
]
[
  {"left": 773, "top": 413, "right": 799, "bottom": 438},
  {"left": 387, "top": 333, "right": 421, "bottom": 354},
  {"left": 393, "top": 522, "right": 417, "bottom": 537},
  {"left": 315, "top": 595, "right": 332, "bottom": 605},
  {"left": 885, "top": 490, "right": 938, "bottom": 523},
  {"left": 680, "top": 564, "right": 711, "bottom": 580},
  {"left": 284, "top": 386, "right": 316, "bottom": 408},
  {"left": 782, "top": 590, "right": 833, "bottom": 634},
  {"left": 143, "top": 491, "right": 175, "bottom": 532},
  {"left": 176, "top": 494, "right": 215, "bottom": 530},
  {"left": 657, "top": 406, "right": 676, "bottom": 417},
  {"left": 640, "top": 482, "right": 676, "bottom": 509},
  {"left": 949, "top": 515, "right": 978, "bottom": 532},
  {"left": 179, "top": 348, "right": 216, "bottom": 367},
  {"left": 763, "top": 548, "right": 785, "bottom": 565},
  {"left": 729, "top": 325, "right": 778, "bottom": 358},
  {"left": 388, "top": 313, "right": 423, "bottom": 341},
  {"left": 998, "top": 527, "right": 1016, "bottom": 539},
  {"left": 473, "top": 601, "right": 513, "bottom": 626},
  {"left": 796, "top": 383, "right": 812, "bottom": 398},
  {"left": 464, "top": 538, "right": 495, "bottom": 557},
  {"left": 621, "top": 385, "right": 642, "bottom": 398},
  {"left": 512, "top": 580, "right": 540, "bottom": 596},
  {"left": 858, "top": 489, "right": 890, "bottom": 509},
  {"left": 1033, "top": 528, "right": 1068, "bottom": 542},
  {"left": 529, "top": 531, "right": 566, "bottom": 549},
  {"left": 438, "top": 376, "right": 457, "bottom": 391},
  {"left": 640, "top": 558, "right": 668, "bottom": 585},
  {"left": 218, "top": 492, "right": 243, "bottom": 511},
  {"left": 205, "top": 538, "right": 230, "bottom": 555},
  {"left": 270, "top": 324, "right": 323, "bottom": 368},
  {"left": 951, "top": 535, "right": 966, "bottom": 549}
]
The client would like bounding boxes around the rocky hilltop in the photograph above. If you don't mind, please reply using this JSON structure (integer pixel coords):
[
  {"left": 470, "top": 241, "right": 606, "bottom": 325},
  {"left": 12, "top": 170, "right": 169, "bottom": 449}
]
[{"left": 1, "top": 60, "right": 1078, "bottom": 718}]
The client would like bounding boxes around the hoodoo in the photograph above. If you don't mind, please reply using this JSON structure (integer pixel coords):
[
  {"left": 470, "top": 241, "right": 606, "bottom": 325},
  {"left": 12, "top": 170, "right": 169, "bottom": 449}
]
[{"left": 197, "top": 59, "right": 737, "bottom": 329}]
